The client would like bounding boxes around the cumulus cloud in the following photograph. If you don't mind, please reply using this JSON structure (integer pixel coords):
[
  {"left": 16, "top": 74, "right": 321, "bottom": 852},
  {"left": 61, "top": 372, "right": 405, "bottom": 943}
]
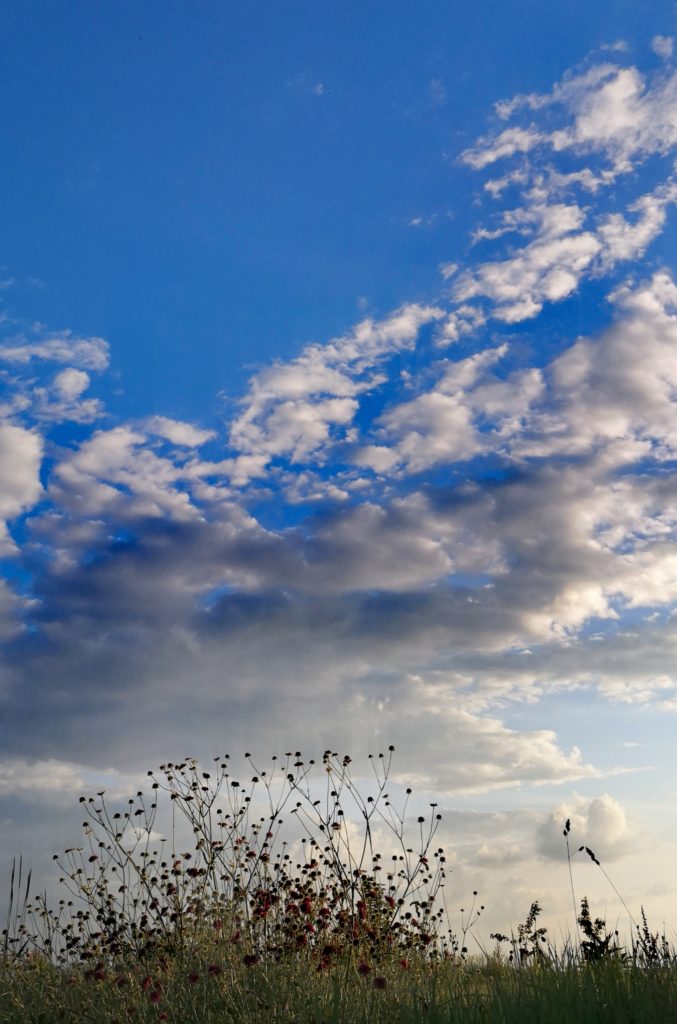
[
  {"left": 522, "top": 271, "right": 677, "bottom": 459},
  {"left": 538, "top": 793, "right": 632, "bottom": 862}
]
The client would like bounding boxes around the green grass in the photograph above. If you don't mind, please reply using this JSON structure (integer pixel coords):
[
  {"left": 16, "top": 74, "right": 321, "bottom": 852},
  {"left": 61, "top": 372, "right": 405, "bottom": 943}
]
[
  {"left": 4, "top": 955, "right": 677, "bottom": 1024},
  {"left": 2, "top": 749, "right": 676, "bottom": 1023}
]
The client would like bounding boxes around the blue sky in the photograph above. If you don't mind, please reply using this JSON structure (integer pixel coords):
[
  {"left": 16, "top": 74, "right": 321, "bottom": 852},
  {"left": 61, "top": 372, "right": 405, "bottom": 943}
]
[{"left": 2, "top": 2, "right": 677, "bottom": 938}]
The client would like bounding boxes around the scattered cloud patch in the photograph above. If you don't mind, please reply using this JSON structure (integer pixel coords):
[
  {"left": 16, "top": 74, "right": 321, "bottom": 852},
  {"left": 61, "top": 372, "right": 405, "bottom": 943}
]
[{"left": 652, "top": 35, "right": 674, "bottom": 60}]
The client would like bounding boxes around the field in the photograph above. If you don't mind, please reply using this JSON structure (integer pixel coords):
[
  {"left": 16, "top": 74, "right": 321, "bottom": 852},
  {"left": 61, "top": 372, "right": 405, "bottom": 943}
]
[{"left": 2, "top": 750, "right": 676, "bottom": 1023}]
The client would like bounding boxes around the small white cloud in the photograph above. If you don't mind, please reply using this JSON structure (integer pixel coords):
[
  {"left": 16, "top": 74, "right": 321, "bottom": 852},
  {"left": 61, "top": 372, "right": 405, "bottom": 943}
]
[
  {"left": 652, "top": 35, "right": 674, "bottom": 60},
  {"left": 462, "top": 126, "right": 544, "bottom": 169},
  {"left": 54, "top": 368, "right": 90, "bottom": 401},
  {"left": 538, "top": 793, "right": 632, "bottom": 862},
  {"left": 430, "top": 78, "right": 447, "bottom": 106},
  {"left": 0, "top": 423, "right": 43, "bottom": 554},
  {"left": 0, "top": 332, "right": 109, "bottom": 370},
  {"left": 439, "top": 261, "right": 458, "bottom": 280},
  {"left": 146, "top": 415, "right": 216, "bottom": 448}
]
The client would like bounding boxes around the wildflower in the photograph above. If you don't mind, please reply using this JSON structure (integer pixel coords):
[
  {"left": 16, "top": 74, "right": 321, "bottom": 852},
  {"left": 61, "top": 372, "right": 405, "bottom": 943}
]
[
  {"left": 208, "top": 964, "right": 221, "bottom": 976},
  {"left": 188, "top": 971, "right": 200, "bottom": 984},
  {"left": 243, "top": 954, "right": 259, "bottom": 967},
  {"left": 141, "top": 975, "right": 153, "bottom": 992},
  {"left": 373, "top": 975, "right": 387, "bottom": 990},
  {"left": 149, "top": 990, "right": 162, "bottom": 1004},
  {"left": 400, "top": 958, "right": 409, "bottom": 970},
  {"left": 357, "top": 961, "right": 371, "bottom": 976}
]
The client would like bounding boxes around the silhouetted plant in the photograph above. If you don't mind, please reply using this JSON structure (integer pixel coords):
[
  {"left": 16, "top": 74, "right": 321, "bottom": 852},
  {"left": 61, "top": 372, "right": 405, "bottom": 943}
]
[
  {"left": 3, "top": 749, "right": 456, "bottom": 970},
  {"left": 577, "top": 896, "right": 627, "bottom": 964}
]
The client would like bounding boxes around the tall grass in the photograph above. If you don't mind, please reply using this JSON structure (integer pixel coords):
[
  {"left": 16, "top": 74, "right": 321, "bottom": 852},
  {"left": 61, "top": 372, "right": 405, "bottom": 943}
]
[{"left": 2, "top": 748, "right": 676, "bottom": 1023}]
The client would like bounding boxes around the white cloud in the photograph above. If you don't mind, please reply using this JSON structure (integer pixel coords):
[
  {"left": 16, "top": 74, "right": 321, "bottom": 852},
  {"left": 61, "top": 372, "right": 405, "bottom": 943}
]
[
  {"left": 0, "top": 758, "right": 142, "bottom": 803},
  {"left": 376, "top": 680, "right": 600, "bottom": 794},
  {"left": 652, "top": 35, "right": 674, "bottom": 60},
  {"left": 518, "top": 64, "right": 676, "bottom": 175},
  {"left": 430, "top": 77, "right": 447, "bottom": 106},
  {"left": 31, "top": 367, "right": 104, "bottom": 424},
  {"left": 146, "top": 416, "right": 216, "bottom": 447},
  {"left": 522, "top": 271, "right": 677, "bottom": 458},
  {"left": 597, "top": 181, "right": 677, "bottom": 266},
  {"left": 0, "top": 333, "right": 109, "bottom": 370},
  {"left": 50, "top": 426, "right": 199, "bottom": 521},
  {"left": 0, "top": 423, "right": 42, "bottom": 553},
  {"left": 227, "top": 304, "right": 443, "bottom": 481},
  {"left": 452, "top": 202, "right": 601, "bottom": 321},
  {"left": 54, "top": 368, "right": 90, "bottom": 401},
  {"left": 538, "top": 793, "right": 632, "bottom": 862},
  {"left": 462, "top": 126, "right": 544, "bottom": 170}
]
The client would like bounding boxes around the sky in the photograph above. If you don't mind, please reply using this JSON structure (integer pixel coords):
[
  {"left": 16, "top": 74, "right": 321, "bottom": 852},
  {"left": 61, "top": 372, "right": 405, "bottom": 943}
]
[{"left": 2, "top": 0, "right": 677, "bottom": 944}]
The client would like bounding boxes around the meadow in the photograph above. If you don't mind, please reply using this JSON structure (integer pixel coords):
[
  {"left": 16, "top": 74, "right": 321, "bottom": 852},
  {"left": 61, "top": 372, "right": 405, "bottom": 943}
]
[{"left": 2, "top": 749, "right": 676, "bottom": 1023}]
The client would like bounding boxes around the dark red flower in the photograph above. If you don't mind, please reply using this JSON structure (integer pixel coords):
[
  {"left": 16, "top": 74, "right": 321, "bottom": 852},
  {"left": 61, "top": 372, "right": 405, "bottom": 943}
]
[
  {"left": 208, "top": 964, "right": 221, "bottom": 977},
  {"left": 242, "top": 954, "right": 259, "bottom": 968},
  {"left": 188, "top": 971, "right": 200, "bottom": 984},
  {"left": 149, "top": 989, "right": 162, "bottom": 1004},
  {"left": 141, "top": 975, "right": 153, "bottom": 992},
  {"left": 357, "top": 961, "right": 371, "bottom": 976},
  {"left": 373, "top": 975, "right": 388, "bottom": 990}
]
